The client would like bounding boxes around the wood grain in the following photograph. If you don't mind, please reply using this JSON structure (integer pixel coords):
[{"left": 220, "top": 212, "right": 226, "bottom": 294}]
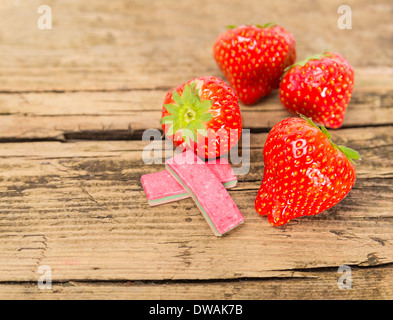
[
  {"left": 0, "top": 128, "right": 392, "bottom": 287},
  {"left": 0, "top": 74, "right": 392, "bottom": 141},
  {"left": 0, "top": 0, "right": 392, "bottom": 299},
  {"left": 1, "top": 0, "right": 393, "bottom": 92},
  {"left": 2, "top": 264, "right": 393, "bottom": 300}
]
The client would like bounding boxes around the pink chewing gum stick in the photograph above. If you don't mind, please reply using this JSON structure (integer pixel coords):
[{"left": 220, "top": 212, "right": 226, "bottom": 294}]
[
  {"left": 141, "top": 157, "right": 237, "bottom": 206},
  {"left": 165, "top": 149, "right": 244, "bottom": 236}
]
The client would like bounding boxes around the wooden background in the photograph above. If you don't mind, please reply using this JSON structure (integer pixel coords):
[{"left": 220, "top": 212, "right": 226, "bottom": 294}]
[{"left": 0, "top": 0, "right": 392, "bottom": 299}]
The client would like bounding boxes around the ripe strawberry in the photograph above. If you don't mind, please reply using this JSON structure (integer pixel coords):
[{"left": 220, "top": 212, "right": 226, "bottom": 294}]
[
  {"left": 160, "top": 76, "right": 242, "bottom": 159},
  {"left": 279, "top": 52, "right": 354, "bottom": 129},
  {"left": 255, "top": 115, "right": 360, "bottom": 226},
  {"left": 213, "top": 23, "right": 296, "bottom": 105}
]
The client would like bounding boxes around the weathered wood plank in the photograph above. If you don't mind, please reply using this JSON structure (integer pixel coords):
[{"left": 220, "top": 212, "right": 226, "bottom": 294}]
[
  {"left": 1, "top": 0, "right": 393, "bottom": 300},
  {"left": 1, "top": 0, "right": 392, "bottom": 92},
  {"left": 1, "top": 266, "right": 393, "bottom": 300},
  {"left": 0, "top": 78, "right": 392, "bottom": 140},
  {"left": 0, "top": 127, "right": 392, "bottom": 283}
]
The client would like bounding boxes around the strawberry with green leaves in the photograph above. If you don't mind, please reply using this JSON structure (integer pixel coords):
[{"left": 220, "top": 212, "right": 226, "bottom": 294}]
[
  {"left": 279, "top": 52, "right": 354, "bottom": 129},
  {"left": 255, "top": 115, "right": 360, "bottom": 226},
  {"left": 213, "top": 23, "right": 296, "bottom": 105},
  {"left": 160, "top": 76, "right": 242, "bottom": 159}
]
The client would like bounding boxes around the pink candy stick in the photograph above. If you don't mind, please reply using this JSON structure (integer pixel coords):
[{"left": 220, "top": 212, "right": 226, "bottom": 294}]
[
  {"left": 141, "top": 158, "right": 237, "bottom": 206},
  {"left": 165, "top": 150, "right": 244, "bottom": 236}
]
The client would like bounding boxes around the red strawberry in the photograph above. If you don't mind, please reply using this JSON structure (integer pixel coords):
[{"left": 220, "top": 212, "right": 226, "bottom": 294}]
[
  {"left": 279, "top": 52, "right": 354, "bottom": 129},
  {"left": 213, "top": 23, "right": 296, "bottom": 105},
  {"left": 255, "top": 115, "right": 360, "bottom": 226},
  {"left": 160, "top": 76, "right": 242, "bottom": 159}
]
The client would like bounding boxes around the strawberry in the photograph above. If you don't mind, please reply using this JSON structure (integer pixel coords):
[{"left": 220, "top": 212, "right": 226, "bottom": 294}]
[
  {"left": 279, "top": 52, "right": 354, "bottom": 129},
  {"left": 160, "top": 76, "right": 242, "bottom": 159},
  {"left": 255, "top": 115, "right": 360, "bottom": 226},
  {"left": 213, "top": 23, "right": 296, "bottom": 105}
]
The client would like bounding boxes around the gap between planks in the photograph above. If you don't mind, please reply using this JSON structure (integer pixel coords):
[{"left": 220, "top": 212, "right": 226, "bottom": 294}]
[{"left": 1, "top": 263, "right": 393, "bottom": 300}]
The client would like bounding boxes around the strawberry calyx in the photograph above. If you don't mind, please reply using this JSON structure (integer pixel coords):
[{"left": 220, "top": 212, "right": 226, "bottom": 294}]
[
  {"left": 160, "top": 81, "right": 213, "bottom": 147},
  {"left": 255, "top": 22, "right": 277, "bottom": 28},
  {"left": 226, "top": 22, "right": 276, "bottom": 30},
  {"left": 298, "top": 114, "right": 360, "bottom": 165},
  {"left": 283, "top": 52, "right": 332, "bottom": 74}
]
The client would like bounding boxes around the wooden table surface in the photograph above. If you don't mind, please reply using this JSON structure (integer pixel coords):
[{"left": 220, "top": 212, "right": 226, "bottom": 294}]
[{"left": 1, "top": 0, "right": 392, "bottom": 300}]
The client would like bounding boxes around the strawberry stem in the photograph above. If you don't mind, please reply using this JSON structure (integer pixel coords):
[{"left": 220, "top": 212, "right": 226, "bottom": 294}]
[{"left": 298, "top": 114, "right": 360, "bottom": 165}]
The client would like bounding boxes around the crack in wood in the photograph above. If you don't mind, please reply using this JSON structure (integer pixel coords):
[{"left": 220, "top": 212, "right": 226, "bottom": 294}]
[
  {"left": 18, "top": 235, "right": 48, "bottom": 267},
  {"left": 2, "top": 260, "right": 393, "bottom": 286}
]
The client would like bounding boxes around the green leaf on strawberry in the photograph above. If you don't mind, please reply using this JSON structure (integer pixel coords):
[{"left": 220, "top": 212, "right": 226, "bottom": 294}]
[
  {"left": 283, "top": 52, "right": 332, "bottom": 74},
  {"left": 160, "top": 82, "right": 213, "bottom": 147},
  {"left": 160, "top": 76, "right": 242, "bottom": 159},
  {"left": 255, "top": 22, "right": 277, "bottom": 28},
  {"left": 299, "top": 114, "right": 360, "bottom": 165},
  {"left": 337, "top": 146, "right": 361, "bottom": 165}
]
